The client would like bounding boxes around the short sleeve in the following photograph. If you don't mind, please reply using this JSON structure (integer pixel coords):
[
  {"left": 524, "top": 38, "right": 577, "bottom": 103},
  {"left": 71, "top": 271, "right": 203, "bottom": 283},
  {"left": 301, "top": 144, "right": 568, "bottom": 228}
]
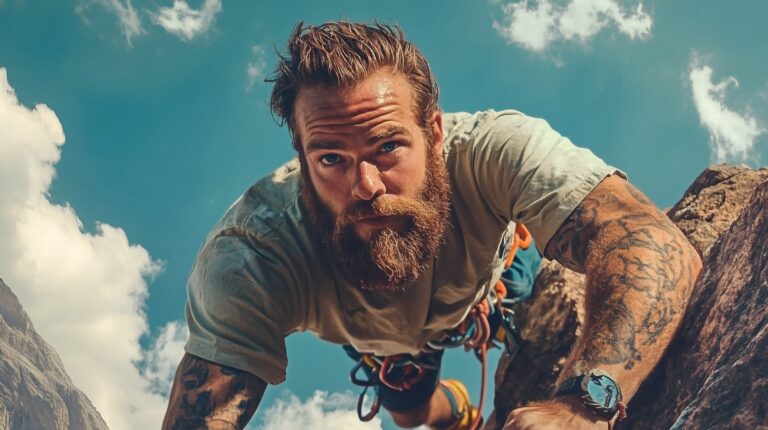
[
  {"left": 184, "top": 229, "right": 304, "bottom": 384},
  {"left": 464, "top": 110, "right": 624, "bottom": 253}
]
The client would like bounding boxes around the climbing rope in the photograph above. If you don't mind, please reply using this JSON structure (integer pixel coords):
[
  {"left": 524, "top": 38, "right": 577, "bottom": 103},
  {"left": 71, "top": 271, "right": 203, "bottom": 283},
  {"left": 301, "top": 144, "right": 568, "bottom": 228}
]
[
  {"left": 351, "top": 223, "right": 534, "bottom": 428},
  {"left": 463, "top": 299, "right": 491, "bottom": 430}
]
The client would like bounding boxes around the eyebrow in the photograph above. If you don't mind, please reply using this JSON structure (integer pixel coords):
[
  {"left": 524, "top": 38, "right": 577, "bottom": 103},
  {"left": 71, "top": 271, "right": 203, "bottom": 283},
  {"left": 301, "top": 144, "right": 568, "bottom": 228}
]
[
  {"left": 305, "top": 125, "right": 411, "bottom": 153},
  {"left": 368, "top": 125, "right": 410, "bottom": 145},
  {"left": 305, "top": 140, "right": 345, "bottom": 153}
]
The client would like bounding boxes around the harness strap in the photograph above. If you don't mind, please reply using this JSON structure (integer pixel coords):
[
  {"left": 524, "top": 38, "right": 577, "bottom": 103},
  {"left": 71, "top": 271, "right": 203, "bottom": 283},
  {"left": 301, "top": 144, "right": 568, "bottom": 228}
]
[
  {"left": 438, "top": 382, "right": 465, "bottom": 422},
  {"left": 350, "top": 224, "right": 534, "bottom": 427}
]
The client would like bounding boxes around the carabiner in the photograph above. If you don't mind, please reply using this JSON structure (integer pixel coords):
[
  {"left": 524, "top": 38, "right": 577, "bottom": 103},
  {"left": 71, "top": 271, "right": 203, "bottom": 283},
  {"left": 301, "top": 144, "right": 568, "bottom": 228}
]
[
  {"left": 501, "top": 311, "right": 524, "bottom": 360},
  {"left": 350, "top": 359, "right": 377, "bottom": 387},
  {"left": 356, "top": 384, "right": 381, "bottom": 422}
]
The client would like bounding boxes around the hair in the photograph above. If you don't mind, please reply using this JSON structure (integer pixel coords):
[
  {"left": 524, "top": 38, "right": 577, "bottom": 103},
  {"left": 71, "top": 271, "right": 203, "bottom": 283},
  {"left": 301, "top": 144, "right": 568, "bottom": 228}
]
[{"left": 268, "top": 21, "right": 440, "bottom": 148}]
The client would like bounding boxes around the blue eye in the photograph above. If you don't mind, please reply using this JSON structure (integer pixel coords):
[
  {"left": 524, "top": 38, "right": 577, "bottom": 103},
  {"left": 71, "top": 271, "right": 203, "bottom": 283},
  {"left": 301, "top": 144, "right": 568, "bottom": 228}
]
[
  {"left": 320, "top": 154, "right": 340, "bottom": 165},
  {"left": 381, "top": 142, "right": 397, "bottom": 153}
]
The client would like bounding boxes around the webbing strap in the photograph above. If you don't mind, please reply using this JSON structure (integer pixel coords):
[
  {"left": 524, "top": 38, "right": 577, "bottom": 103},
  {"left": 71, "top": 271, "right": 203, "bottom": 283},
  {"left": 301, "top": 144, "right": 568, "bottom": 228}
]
[{"left": 438, "top": 383, "right": 464, "bottom": 422}]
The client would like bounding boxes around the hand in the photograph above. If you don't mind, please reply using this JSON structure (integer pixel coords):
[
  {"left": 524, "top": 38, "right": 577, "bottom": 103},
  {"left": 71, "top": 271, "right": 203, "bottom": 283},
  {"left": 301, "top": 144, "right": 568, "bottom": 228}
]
[{"left": 503, "top": 397, "right": 612, "bottom": 430}]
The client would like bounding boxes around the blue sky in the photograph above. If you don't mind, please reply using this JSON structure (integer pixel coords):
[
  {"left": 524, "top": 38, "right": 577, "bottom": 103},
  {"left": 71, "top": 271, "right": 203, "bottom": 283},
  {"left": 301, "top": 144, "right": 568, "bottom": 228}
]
[{"left": 1, "top": 1, "right": 766, "bottom": 429}]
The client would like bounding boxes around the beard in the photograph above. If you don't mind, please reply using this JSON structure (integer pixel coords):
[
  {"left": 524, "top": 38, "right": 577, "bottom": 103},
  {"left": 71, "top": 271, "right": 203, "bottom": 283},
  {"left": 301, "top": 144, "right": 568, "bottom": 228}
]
[{"left": 299, "top": 143, "right": 451, "bottom": 292}]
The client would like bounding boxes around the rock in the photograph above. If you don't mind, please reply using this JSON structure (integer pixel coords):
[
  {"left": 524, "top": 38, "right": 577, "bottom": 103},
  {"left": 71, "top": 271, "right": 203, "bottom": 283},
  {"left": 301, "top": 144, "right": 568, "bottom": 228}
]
[
  {"left": 485, "top": 165, "right": 768, "bottom": 429},
  {"left": 622, "top": 170, "right": 768, "bottom": 429},
  {"left": 666, "top": 164, "right": 768, "bottom": 257},
  {"left": 0, "top": 278, "right": 109, "bottom": 430},
  {"left": 487, "top": 259, "right": 586, "bottom": 429}
]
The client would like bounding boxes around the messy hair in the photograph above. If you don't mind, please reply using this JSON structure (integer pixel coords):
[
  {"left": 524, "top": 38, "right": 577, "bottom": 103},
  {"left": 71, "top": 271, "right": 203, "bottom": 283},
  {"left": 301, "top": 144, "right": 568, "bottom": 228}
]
[{"left": 268, "top": 21, "right": 440, "bottom": 148}]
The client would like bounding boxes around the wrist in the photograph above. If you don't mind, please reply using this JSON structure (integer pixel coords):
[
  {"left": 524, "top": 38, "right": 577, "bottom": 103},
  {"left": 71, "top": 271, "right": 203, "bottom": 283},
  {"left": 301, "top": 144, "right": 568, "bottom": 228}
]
[
  {"left": 552, "top": 395, "right": 622, "bottom": 426},
  {"left": 555, "top": 370, "right": 628, "bottom": 422},
  {"left": 552, "top": 395, "right": 602, "bottom": 419}
]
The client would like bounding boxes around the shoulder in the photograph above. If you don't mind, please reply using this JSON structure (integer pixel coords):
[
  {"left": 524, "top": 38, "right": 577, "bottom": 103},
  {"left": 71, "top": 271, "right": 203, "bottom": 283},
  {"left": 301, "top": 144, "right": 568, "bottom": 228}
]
[
  {"left": 441, "top": 108, "right": 563, "bottom": 169},
  {"left": 442, "top": 109, "right": 556, "bottom": 154},
  {"left": 194, "top": 158, "right": 315, "bottom": 294},
  {"left": 213, "top": 158, "right": 302, "bottom": 239}
]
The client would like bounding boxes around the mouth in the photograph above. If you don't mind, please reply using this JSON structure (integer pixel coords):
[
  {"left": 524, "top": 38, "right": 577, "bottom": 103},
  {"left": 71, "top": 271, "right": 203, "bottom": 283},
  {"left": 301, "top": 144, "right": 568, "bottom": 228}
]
[
  {"left": 356, "top": 215, "right": 399, "bottom": 227},
  {"left": 353, "top": 215, "right": 410, "bottom": 235}
]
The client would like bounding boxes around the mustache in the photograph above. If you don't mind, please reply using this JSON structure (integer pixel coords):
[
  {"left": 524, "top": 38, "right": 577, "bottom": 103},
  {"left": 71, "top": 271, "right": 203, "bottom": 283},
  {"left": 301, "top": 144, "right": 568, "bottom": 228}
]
[{"left": 337, "top": 194, "right": 423, "bottom": 225}]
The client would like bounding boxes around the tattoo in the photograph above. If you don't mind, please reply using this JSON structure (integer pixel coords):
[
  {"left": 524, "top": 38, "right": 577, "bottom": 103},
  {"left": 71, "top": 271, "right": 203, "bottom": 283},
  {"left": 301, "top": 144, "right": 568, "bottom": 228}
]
[
  {"left": 544, "top": 201, "right": 596, "bottom": 273},
  {"left": 582, "top": 298, "right": 641, "bottom": 369},
  {"left": 180, "top": 391, "right": 213, "bottom": 426},
  {"left": 182, "top": 359, "right": 209, "bottom": 390},
  {"left": 546, "top": 175, "right": 700, "bottom": 372},
  {"left": 162, "top": 354, "right": 266, "bottom": 430}
]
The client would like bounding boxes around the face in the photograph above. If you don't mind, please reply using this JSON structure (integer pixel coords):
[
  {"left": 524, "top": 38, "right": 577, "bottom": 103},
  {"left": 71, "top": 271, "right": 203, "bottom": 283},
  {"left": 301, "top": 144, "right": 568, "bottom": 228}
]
[{"left": 294, "top": 70, "right": 450, "bottom": 291}]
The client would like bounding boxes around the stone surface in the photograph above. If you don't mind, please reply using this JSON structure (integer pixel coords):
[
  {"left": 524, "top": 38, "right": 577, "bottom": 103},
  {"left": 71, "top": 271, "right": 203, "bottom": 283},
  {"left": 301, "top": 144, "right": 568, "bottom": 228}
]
[
  {"left": 666, "top": 164, "right": 768, "bottom": 257},
  {"left": 0, "top": 278, "right": 109, "bottom": 430},
  {"left": 486, "top": 165, "right": 768, "bottom": 429},
  {"left": 623, "top": 173, "right": 768, "bottom": 430},
  {"left": 486, "top": 259, "right": 586, "bottom": 430}
]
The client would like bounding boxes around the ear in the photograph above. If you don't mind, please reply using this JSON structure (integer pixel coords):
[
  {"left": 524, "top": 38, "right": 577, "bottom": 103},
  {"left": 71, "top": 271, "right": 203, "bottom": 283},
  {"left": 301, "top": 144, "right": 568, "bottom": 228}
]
[{"left": 429, "top": 110, "right": 444, "bottom": 153}]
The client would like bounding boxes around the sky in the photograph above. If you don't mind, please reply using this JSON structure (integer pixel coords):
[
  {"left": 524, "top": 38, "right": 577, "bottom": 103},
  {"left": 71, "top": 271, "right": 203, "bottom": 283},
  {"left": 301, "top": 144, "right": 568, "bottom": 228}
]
[{"left": 0, "top": 1, "right": 766, "bottom": 429}]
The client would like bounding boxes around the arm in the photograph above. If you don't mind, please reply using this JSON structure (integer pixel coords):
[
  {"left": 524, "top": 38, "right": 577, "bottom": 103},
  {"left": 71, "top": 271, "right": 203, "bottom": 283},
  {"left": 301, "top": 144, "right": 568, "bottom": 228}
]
[
  {"left": 162, "top": 353, "right": 267, "bottom": 430},
  {"left": 505, "top": 175, "right": 702, "bottom": 429}
]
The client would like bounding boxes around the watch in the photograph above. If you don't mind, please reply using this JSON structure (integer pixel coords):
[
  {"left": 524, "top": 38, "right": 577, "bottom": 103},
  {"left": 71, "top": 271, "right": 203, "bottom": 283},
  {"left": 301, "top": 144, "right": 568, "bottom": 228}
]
[{"left": 555, "top": 369, "right": 625, "bottom": 419}]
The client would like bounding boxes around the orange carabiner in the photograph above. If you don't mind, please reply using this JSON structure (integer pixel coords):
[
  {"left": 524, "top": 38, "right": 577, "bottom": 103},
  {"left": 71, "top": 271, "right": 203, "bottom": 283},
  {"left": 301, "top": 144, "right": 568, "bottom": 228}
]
[
  {"left": 503, "top": 223, "right": 533, "bottom": 268},
  {"left": 515, "top": 223, "right": 532, "bottom": 250}
]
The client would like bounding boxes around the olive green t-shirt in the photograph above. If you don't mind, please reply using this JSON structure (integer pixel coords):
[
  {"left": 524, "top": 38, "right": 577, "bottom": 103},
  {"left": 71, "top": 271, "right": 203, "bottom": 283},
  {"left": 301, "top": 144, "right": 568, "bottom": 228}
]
[{"left": 184, "top": 109, "right": 622, "bottom": 384}]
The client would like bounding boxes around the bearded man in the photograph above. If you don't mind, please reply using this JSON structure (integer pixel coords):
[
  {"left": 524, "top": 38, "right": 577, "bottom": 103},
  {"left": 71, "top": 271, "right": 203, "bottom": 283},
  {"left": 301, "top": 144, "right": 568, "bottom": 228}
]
[{"left": 162, "top": 22, "right": 701, "bottom": 430}]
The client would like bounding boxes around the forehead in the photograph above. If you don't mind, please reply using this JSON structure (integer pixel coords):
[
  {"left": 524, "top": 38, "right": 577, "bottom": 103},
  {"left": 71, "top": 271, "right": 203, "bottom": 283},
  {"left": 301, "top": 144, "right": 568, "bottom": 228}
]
[{"left": 293, "top": 71, "right": 418, "bottom": 146}]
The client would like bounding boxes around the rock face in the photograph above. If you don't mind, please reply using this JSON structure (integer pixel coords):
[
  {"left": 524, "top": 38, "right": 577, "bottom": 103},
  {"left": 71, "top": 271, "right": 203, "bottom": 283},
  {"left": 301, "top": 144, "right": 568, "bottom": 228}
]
[
  {"left": 666, "top": 164, "right": 768, "bottom": 257},
  {"left": 486, "top": 164, "right": 768, "bottom": 429},
  {"left": 487, "top": 259, "right": 586, "bottom": 428},
  {"left": 0, "top": 278, "right": 109, "bottom": 430}
]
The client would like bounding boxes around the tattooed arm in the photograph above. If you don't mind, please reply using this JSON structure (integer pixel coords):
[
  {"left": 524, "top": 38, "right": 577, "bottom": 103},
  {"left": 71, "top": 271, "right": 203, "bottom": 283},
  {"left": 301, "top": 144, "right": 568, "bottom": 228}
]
[
  {"left": 505, "top": 174, "right": 702, "bottom": 429},
  {"left": 162, "top": 353, "right": 267, "bottom": 430}
]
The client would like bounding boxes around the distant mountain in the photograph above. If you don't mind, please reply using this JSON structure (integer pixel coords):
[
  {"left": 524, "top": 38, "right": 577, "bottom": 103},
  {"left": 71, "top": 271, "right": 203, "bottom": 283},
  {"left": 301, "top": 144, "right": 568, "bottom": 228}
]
[{"left": 0, "top": 278, "right": 109, "bottom": 430}]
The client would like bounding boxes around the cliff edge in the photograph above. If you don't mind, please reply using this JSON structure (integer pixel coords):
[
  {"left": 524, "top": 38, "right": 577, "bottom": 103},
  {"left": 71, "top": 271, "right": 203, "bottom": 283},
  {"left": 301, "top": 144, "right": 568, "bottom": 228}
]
[{"left": 0, "top": 278, "right": 109, "bottom": 430}]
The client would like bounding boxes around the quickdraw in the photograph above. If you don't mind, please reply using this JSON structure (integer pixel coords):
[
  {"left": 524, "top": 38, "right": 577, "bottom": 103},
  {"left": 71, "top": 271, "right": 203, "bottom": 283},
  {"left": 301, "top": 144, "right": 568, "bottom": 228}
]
[{"left": 351, "top": 223, "right": 534, "bottom": 429}]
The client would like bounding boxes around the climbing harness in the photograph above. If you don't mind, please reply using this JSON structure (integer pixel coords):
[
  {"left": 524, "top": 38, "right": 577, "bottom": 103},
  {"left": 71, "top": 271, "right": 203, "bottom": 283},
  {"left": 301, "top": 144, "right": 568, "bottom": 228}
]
[{"left": 350, "top": 223, "right": 536, "bottom": 429}]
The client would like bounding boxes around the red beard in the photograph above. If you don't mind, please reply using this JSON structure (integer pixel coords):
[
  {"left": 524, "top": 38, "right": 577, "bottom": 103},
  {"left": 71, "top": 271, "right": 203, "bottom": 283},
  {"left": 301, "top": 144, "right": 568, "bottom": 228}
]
[{"left": 299, "top": 144, "right": 451, "bottom": 291}]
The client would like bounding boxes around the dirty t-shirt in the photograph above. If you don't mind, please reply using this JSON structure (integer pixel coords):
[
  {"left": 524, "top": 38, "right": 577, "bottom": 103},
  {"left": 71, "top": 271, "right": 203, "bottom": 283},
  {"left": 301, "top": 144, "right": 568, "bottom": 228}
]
[{"left": 184, "top": 109, "right": 622, "bottom": 384}]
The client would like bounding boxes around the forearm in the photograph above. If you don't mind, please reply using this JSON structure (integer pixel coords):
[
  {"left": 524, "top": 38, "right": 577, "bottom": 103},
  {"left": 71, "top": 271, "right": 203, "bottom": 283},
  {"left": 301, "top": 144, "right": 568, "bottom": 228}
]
[
  {"left": 560, "top": 223, "right": 700, "bottom": 400},
  {"left": 547, "top": 175, "right": 702, "bottom": 401},
  {"left": 162, "top": 353, "right": 267, "bottom": 430}
]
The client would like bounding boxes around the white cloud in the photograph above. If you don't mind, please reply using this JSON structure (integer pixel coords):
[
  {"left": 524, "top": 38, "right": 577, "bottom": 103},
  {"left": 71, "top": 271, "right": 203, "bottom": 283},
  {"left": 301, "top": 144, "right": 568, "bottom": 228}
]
[
  {"left": 493, "top": 0, "right": 652, "bottom": 53},
  {"left": 141, "top": 321, "right": 189, "bottom": 396},
  {"left": 246, "top": 45, "right": 267, "bottom": 91},
  {"left": 0, "top": 67, "right": 184, "bottom": 429},
  {"left": 253, "top": 390, "right": 382, "bottom": 430},
  {"left": 76, "top": 0, "right": 144, "bottom": 46},
  {"left": 689, "top": 56, "right": 766, "bottom": 163},
  {"left": 151, "top": 0, "right": 222, "bottom": 41},
  {"left": 493, "top": 0, "right": 558, "bottom": 52}
]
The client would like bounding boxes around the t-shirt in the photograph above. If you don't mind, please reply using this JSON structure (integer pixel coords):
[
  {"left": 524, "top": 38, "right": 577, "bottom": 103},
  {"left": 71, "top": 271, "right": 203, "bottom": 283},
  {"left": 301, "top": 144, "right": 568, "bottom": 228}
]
[{"left": 184, "top": 109, "right": 622, "bottom": 384}]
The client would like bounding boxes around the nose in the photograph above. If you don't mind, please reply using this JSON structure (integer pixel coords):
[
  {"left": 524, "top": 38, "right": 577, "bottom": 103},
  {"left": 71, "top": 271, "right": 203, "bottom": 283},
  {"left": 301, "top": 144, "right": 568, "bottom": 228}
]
[{"left": 351, "top": 161, "right": 385, "bottom": 201}]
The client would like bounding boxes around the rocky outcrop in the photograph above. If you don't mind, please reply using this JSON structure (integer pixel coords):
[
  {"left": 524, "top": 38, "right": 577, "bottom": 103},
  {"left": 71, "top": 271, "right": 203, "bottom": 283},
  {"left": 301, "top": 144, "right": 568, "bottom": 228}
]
[
  {"left": 0, "top": 278, "right": 109, "bottom": 430},
  {"left": 486, "top": 164, "right": 768, "bottom": 429},
  {"left": 666, "top": 164, "right": 768, "bottom": 257},
  {"left": 623, "top": 166, "right": 768, "bottom": 429}
]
